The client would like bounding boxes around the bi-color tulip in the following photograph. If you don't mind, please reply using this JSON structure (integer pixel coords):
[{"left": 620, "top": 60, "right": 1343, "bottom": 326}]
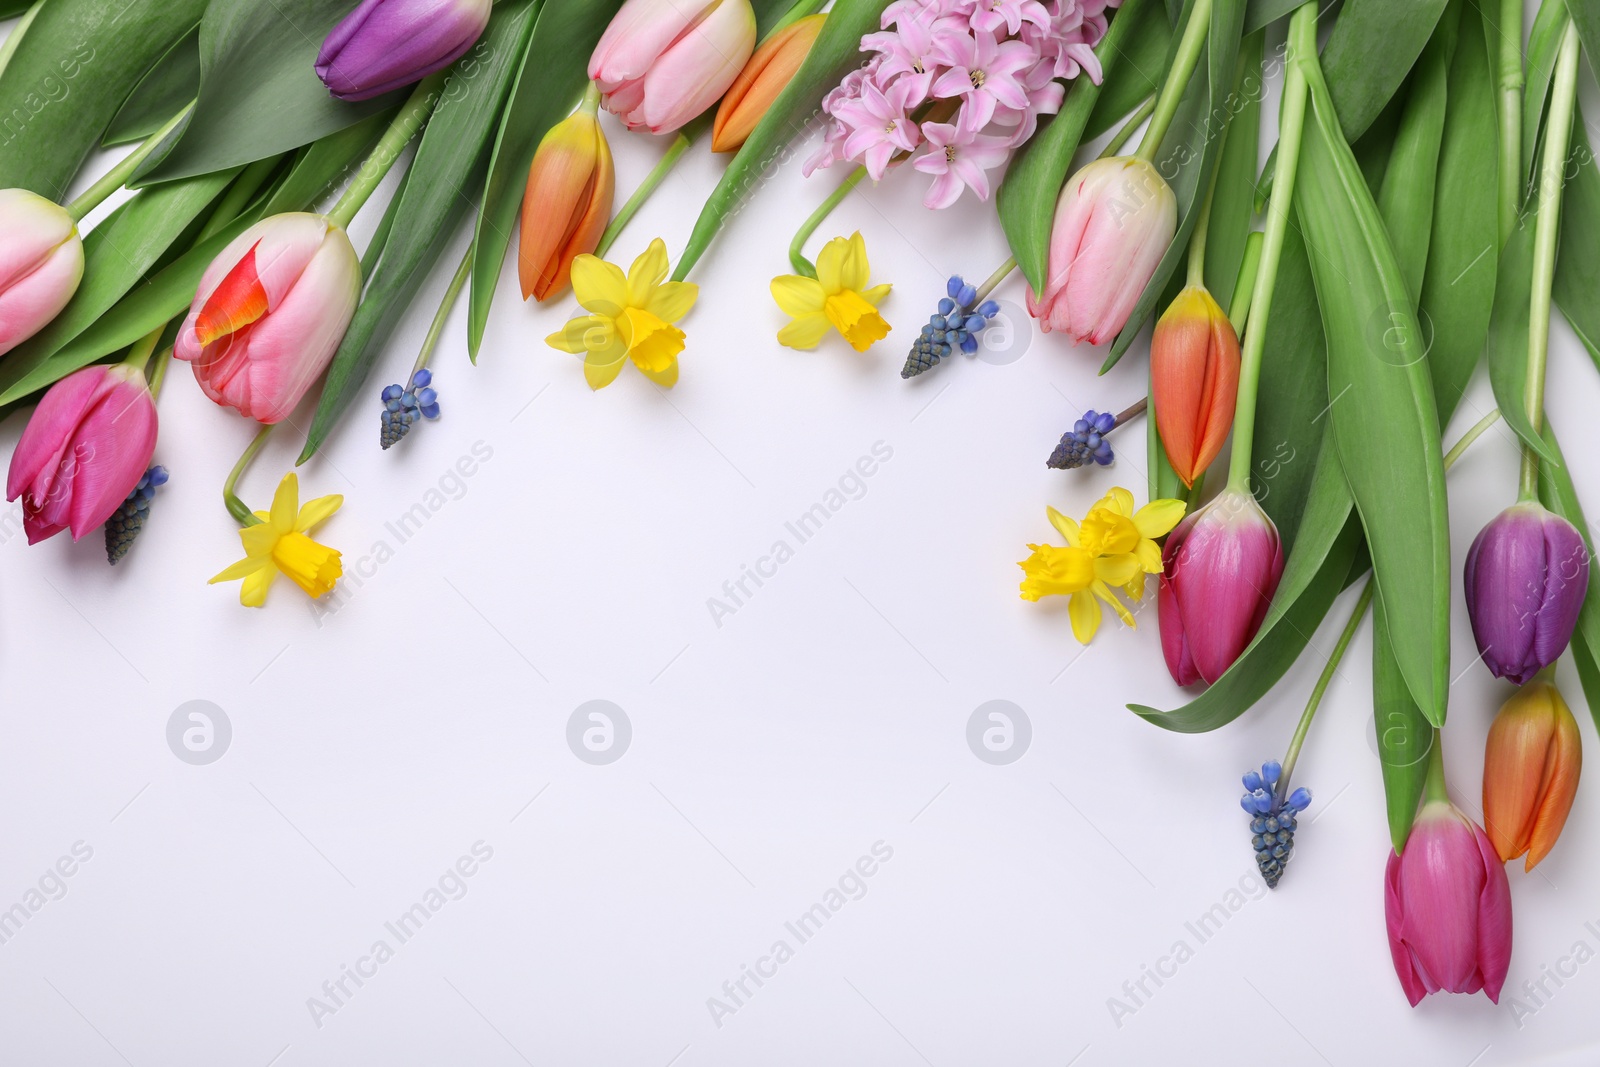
[
  {"left": 520, "top": 95, "right": 614, "bottom": 302},
  {"left": 1483, "top": 681, "right": 1581, "bottom": 871},
  {"left": 589, "top": 0, "right": 757, "bottom": 135},
  {"left": 1026, "top": 156, "right": 1175, "bottom": 346},
  {"left": 0, "top": 188, "right": 84, "bottom": 356},
  {"left": 316, "top": 0, "right": 492, "bottom": 101},
  {"left": 174, "top": 213, "right": 361, "bottom": 425},
  {"left": 712, "top": 13, "right": 825, "bottom": 152},
  {"left": 1385, "top": 799, "right": 1512, "bottom": 1006},
  {"left": 6, "top": 364, "right": 157, "bottom": 544},
  {"left": 1464, "top": 501, "right": 1590, "bottom": 685},
  {"left": 1151, "top": 286, "right": 1239, "bottom": 487},
  {"left": 1159, "top": 487, "right": 1283, "bottom": 686}
]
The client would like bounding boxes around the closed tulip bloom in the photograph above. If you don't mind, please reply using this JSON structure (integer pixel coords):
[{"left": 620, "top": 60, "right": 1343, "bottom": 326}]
[
  {"left": 589, "top": 0, "right": 757, "bottom": 134},
  {"left": 174, "top": 213, "right": 361, "bottom": 425},
  {"left": 1385, "top": 799, "right": 1512, "bottom": 1006},
  {"left": 0, "top": 188, "right": 84, "bottom": 356},
  {"left": 520, "top": 95, "right": 615, "bottom": 302},
  {"left": 6, "top": 364, "right": 157, "bottom": 544},
  {"left": 1464, "top": 501, "right": 1590, "bottom": 685},
  {"left": 712, "top": 13, "right": 824, "bottom": 152},
  {"left": 316, "top": 0, "right": 492, "bottom": 101},
  {"left": 1483, "top": 681, "right": 1581, "bottom": 870},
  {"left": 1159, "top": 487, "right": 1283, "bottom": 686},
  {"left": 1151, "top": 286, "right": 1239, "bottom": 487},
  {"left": 1026, "top": 156, "right": 1175, "bottom": 345}
]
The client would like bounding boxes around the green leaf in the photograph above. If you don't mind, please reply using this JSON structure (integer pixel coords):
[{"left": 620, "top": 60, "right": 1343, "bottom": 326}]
[
  {"left": 1, "top": 1, "right": 37, "bottom": 20},
  {"left": 1519, "top": 0, "right": 1569, "bottom": 190},
  {"left": 1485, "top": 205, "right": 1562, "bottom": 466},
  {"left": 1535, "top": 420, "right": 1600, "bottom": 736},
  {"left": 1553, "top": 112, "right": 1600, "bottom": 366},
  {"left": 1202, "top": 31, "right": 1262, "bottom": 311},
  {"left": 1564, "top": 0, "right": 1600, "bottom": 91},
  {"left": 135, "top": 0, "right": 403, "bottom": 184},
  {"left": 1297, "top": 58, "right": 1452, "bottom": 727},
  {"left": 1372, "top": 592, "right": 1432, "bottom": 852},
  {"left": 260, "top": 108, "right": 395, "bottom": 217},
  {"left": 1083, "top": 0, "right": 1174, "bottom": 141},
  {"left": 1244, "top": 0, "right": 1303, "bottom": 34},
  {"left": 469, "top": 0, "right": 626, "bottom": 358},
  {"left": 1319, "top": 0, "right": 1451, "bottom": 143},
  {"left": 103, "top": 25, "right": 200, "bottom": 148},
  {"left": 999, "top": 0, "right": 1166, "bottom": 294},
  {"left": 1104, "top": 0, "right": 1248, "bottom": 371},
  {"left": 301, "top": 0, "right": 538, "bottom": 462},
  {"left": 1418, "top": 0, "right": 1497, "bottom": 428},
  {"left": 0, "top": 0, "right": 206, "bottom": 196}
]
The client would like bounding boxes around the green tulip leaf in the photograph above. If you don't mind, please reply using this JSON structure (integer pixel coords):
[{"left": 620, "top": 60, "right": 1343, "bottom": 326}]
[
  {"left": 301, "top": 0, "right": 538, "bottom": 463},
  {"left": 468, "top": 0, "right": 626, "bottom": 359},
  {"left": 1519, "top": 0, "right": 1569, "bottom": 190},
  {"left": 1485, "top": 203, "right": 1562, "bottom": 467},
  {"left": 1319, "top": 0, "right": 1451, "bottom": 143},
  {"left": 0, "top": 0, "right": 205, "bottom": 196},
  {"left": 1372, "top": 592, "right": 1432, "bottom": 852},
  {"left": 1553, "top": 112, "right": 1600, "bottom": 368},
  {"left": 103, "top": 26, "right": 201, "bottom": 148},
  {"left": 1375, "top": 4, "right": 1454, "bottom": 302},
  {"left": 1563, "top": 0, "right": 1600, "bottom": 93},
  {"left": 1244, "top": 0, "right": 1303, "bottom": 34},
  {"left": 1535, "top": 421, "right": 1600, "bottom": 736},
  {"left": 1202, "top": 30, "right": 1262, "bottom": 312}
]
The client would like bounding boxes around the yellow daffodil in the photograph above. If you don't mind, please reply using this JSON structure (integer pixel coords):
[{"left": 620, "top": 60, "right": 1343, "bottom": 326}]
[
  {"left": 1019, "top": 506, "right": 1142, "bottom": 643},
  {"left": 1078, "top": 487, "right": 1186, "bottom": 599},
  {"left": 209, "top": 473, "right": 343, "bottom": 607},
  {"left": 546, "top": 237, "right": 699, "bottom": 389},
  {"left": 770, "top": 231, "right": 891, "bottom": 351}
]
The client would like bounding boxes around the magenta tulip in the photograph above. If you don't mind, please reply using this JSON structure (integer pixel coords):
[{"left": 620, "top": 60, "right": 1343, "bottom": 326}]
[
  {"left": 315, "top": 0, "right": 492, "bottom": 102},
  {"left": 589, "top": 0, "right": 757, "bottom": 134},
  {"left": 1385, "top": 799, "right": 1512, "bottom": 1006},
  {"left": 1464, "top": 501, "right": 1590, "bottom": 685},
  {"left": 1026, "top": 156, "right": 1176, "bottom": 345},
  {"left": 1159, "top": 487, "right": 1284, "bottom": 686},
  {"left": 174, "top": 213, "right": 361, "bottom": 425},
  {"left": 0, "top": 188, "right": 84, "bottom": 356},
  {"left": 6, "top": 364, "right": 157, "bottom": 544}
]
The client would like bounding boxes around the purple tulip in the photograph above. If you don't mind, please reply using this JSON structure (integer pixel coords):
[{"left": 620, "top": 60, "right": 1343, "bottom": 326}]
[
  {"left": 1385, "top": 799, "right": 1512, "bottom": 1006},
  {"left": 1464, "top": 501, "right": 1590, "bottom": 685},
  {"left": 1158, "top": 487, "right": 1284, "bottom": 686},
  {"left": 315, "top": 0, "right": 492, "bottom": 102}
]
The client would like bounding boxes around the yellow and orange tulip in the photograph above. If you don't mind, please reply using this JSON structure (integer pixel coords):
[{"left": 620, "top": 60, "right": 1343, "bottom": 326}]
[
  {"left": 519, "top": 91, "right": 615, "bottom": 303},
  {"left": 1483, "top": 681, "right": 1581, "bottom": 870},
  {"left": 1150, "top": 285, "right": 1239, "bottom": 488},
  {"left": 712, "top": 13, "right": 825, "bottom": 153}
]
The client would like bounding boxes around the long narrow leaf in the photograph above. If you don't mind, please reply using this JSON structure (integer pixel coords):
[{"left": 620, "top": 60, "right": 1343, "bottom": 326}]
[
  {"left": 1319, "top": 0, "right": 1451, "bottom": 143},
  {"left": 1485, "top": 205, "right": 1562, "bottom": 466},
  {"left": 1553, "top": 112, "right": 1600, "bottom": 366},
  {"left": 1373, "top": 596, "right": 1432, "bottom": 851},
  {"left": 103, "top": 26, "right": 201, "bottom": 148}
]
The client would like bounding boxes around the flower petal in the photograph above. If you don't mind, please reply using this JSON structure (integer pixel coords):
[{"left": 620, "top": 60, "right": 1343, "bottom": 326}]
[
  {"left": 267, "top": 473, "right": 300, "bottom": 535},
  {"left": 1068, "top": 589, "right": 1102, "bottom": 643},
  {"left": 643, "top": 279, "right": 697, "bottom": 324},
  {"left": 569, "top": 255, "right": 629, "bottom": 317},
  {"left": 1046, "top": 505, "right": 1079, "bottom": 546},
  {"left": 770, "top": 274, "right": 826, "bottom": 317},
  {"left": 626, "top": 237, "right": 670, "bottom": 302},
  {"left": 296, "top": 493, "right": 343, "bottom": 533},
  {"left": 1134, "top": 497, "right": 1187, "bottom": 538},
  {"left": 777, "top": 311, "right": 832, "bottom": 349}
]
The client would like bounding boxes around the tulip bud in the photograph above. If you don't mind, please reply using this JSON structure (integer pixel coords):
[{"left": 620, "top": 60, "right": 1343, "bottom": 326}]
[
  {"left": 711, "top": 13, "right": 825, "bottom": 152},
  {"left": 1159, "top": 487, "right": 1283, "bottom": 686},
  {"left": 589, "top": 0, "right": 758, "bottom": 135},
  {"left": 6, "top": 364, "right": 158, "bottom": 544},
  {"left": 519, "top": 98, "right": 615, "bottom": 302},
  {"left": 1483, "top": 681, "right": 1581, "bottom": 870},
  {"left": 1151, "top": 286, "right": 1239, "bottom": 487},
  {"left": 1025, "top": 156, "right": 1176, "bottom": 345},
  {"left": 0, "top": 188, "right": 84, "bottom": 356},
  {"left": 174, "top": 213, "right": 361, "bottom": 425},
  {"left": 315, "top": 0, "right": 493, "bottom": 102},
  {"left": 1385, "top": 799, "right": 1512, "bottom": 1006},
  {"left": 1464, "top": 501, "right": 1591, "bottom": 685}
]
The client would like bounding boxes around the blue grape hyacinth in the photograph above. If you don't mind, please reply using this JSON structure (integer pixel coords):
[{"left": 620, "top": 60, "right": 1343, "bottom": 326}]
[
  {"left": 1048, "top": 409, "right": 1117, "bottom": 469},
  {"left": 105, "top": 466, "right": 168, "bottom": 565},
  {"left": 1241, "top": 760, "right": 1311, "bottom": 889},
  {"left": 901, "top": 276, "right": 1002, "bottom": 378},
  {"left": 380, "top": 369, "right": 440, "bottom": 449}
]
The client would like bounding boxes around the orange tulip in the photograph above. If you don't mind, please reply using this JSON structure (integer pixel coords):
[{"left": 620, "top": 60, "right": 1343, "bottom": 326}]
[
  {"left": 519, "top": 91, "right": 615, "bottom": 302},
  {"left": 711, "top": 14, "right": 825, "bottom": 153},
  {"left": 1150, "top": 285, "right": 1239, "bottom": 487},
  {"left": 1483, "top": 681, "right": 1581, "bottom": 870}
]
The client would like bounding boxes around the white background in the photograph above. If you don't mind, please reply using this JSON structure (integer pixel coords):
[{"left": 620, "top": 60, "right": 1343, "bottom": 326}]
[{"left": 4, "top": 8, "right": 1600, "bottom": 1067}]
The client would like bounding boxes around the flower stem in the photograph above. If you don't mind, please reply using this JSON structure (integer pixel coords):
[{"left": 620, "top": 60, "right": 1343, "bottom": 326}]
[
  {"left": 120, "top": 324, "right": 163, "bottom": 373},
  {"left": 1443, "top": 408, "right": 1502, "bottom": 469},
  {"left": 1226, "top": 2, "right": 1315, "bottom": 493},
  {"left": 0, "top": 0, "right": 45, "bottom": 79},
  {"left": 224, "top": 425, "right": 275, "bottom": 528},
  {"left": 1098, "top": 93, "right": 1157, "bottom": 159},
  {"left": 1113, "top": 397, "right": 1148, "bottom": 428},
  {"left": 973, "top": 257, "right": 1017, "bottom": 304},
  {"left": 326, "top": 73, "right": 447, "bottom": 231},
  {"left": 1496, "top": 0, "right": 1527, "bottom": 247},
  {"left": 413, "top": 242, "right": 474, "bottom": 378},
  {"left": 197, "top": 156, "right": 282, "bottom": 243},
  {"left": 789, "top": 165, "right": 867, "bottom": 278},
  {"left": 1185, "top": 153, "right": 1225, "bottom": 287},
  {"left": 767, "top": 0, "right": 827, "bottom": 37},
  {"left": 1519, "top": 19, "right": 1580, "bottom": 501},
  {"left": 1134, "top": 0, "right": 1213, "bottom": 163},
  {"left": 65, "top": 102, "right": 195, "bottom": 223},
  {"left": 147, "top": 344, "right": 173, "bottom": 401},
  {"left": 1226, "top": 230, "right": 1264, "bottom": 335},
  {"left": 1421, "top": 730, "right": 1448, "bottom": 804},
  {"left": 1279, "top": 578, "right": 1374, "bottom": 795},
  {"left": 596, "top": 111, "right": 707, "bottom": 259}
]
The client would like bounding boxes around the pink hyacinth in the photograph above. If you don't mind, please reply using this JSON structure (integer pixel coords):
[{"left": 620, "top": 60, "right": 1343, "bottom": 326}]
[{"left": 808, "top": 0, "right": 1118, "bottom": 207}]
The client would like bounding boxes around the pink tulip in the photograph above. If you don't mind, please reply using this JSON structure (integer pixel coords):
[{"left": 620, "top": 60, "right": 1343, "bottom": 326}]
[
  {"left": 589, "top": 0, "right": 757, "bottom": 134},
  {"left": 174, "top": 213, "right": 360, "bottom": 424},
  {"left": 6, "top": 364, "right": 157, "bottom": 544},
  {"left": 1159, "top": 487, "right": 1284, "bottom": 686},
  {"left": 0, "top": 188, "right": 85, "bottom": 356},
  {"left": 1385, "top": 799, "right": 1512, "bottom": 1006},
  {"left": 1026, "top": 156, "right": 1175, "bottom": 345}
]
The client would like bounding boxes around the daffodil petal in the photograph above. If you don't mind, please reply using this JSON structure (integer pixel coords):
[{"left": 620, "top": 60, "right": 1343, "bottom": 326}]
[
  {"left": 266, "top": 473, "right": 299, "bottom": 534},
  {"left": 1047, "top": 506, "right": 1080, "bottom": 546},
  {"left": 240, "top": 565, "right": 276, "bottom": 607},
  {"left": 1135, "top": 539, "right": 1162, "bottom": 574},
  {"left": 626, "top": 238, "right": 670, "bottom": 302},
  {"left": 1092, "top": 579, "right": 1136, "bottom": 627},
  {"left": 833, "top": 232, "right": 871, "bottom": 291},
  {"left": 814, "top": 235, "right": 848, "bottom": 294},
  {"left": 644, "top": 280, "right": 698, "bottom": 323},
  {"left": 209, "top": 556, "right": 270, "bottom": 584},
  {"left": 296, "top": 494, "right": 343, "bottom": 533},
  {"left": 584, "top": 349, "right": 628, "bottom": 390},
  {"left": 1126, "top": 568, "right": 1146, "bottom": 601},
  {"left": 861, "top": 282, "right": 892, "bottom": 307},
  {"left": 570, "top": 255, "right": 629, "bottom": 317},
  {"left": 1134, "top": 498, "right": 1187, "bottom": 538},
  {"left": 770, "top": 274, "right": 826, "bottom": 317},
  {"left": 1068, "top": 589, "right": 1102, "bottom": 643},
  {"left": 776, "top": 311, "right": 832, "bottom": 349},
  {"left": 638, "top": 357, "right": 679, "bottom": 388},
  {"left": 1093, "top": 553, "right": 1141, "bottom": 587},
  {"left": 548, "top": 315, "right": 613, "bottom": 354}
]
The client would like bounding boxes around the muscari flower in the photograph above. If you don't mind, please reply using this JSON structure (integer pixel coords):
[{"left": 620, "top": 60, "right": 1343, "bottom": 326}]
[
  {"left": 1240, "top": 760, "right": 1311, "bottom": 889},
  {"left": 105, "top": 466, "right": 169, "bottom": 565},
  {"left": 902, "top": 275, "right": 1001, "bottom": 378},
  {"left": 209, "top": 473, "right": 343, "bottom": 607},
  {"left": 546, "top": 238, "right": 698, "bottom": 389},
  {"left": 1048, "top": 409, "right": 1116, "bottom": 469},
  {"left": 770, "top": 232, "right": 891, "bottom": 352},
  {"left": 380, "top": 369, "right": 439, "bottom": 449}
]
